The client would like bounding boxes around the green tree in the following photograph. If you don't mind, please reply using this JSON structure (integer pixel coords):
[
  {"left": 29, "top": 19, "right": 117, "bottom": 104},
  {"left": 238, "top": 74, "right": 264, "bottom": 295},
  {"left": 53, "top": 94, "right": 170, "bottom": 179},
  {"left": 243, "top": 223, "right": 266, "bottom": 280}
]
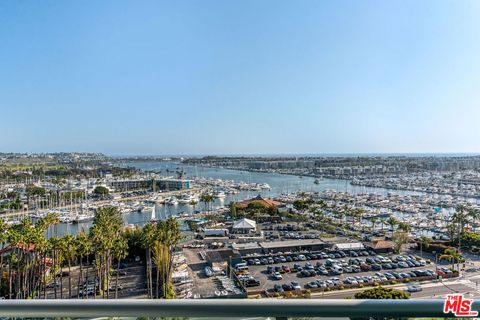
[
  {"left": 200, "top": 194, "right": 214, "bottom": 212},
  {"left": 392, "top": 230, "right": 409, "bottom": 254},
  {"left": 93, "top": 186, "right": 109, "bottom": 196},
  {"left": 440, "top": 248, "right": 463, "bottom": 271},
  {"left": 397, "top": 222, "right": 411, "bottom": 233},
  {"left": 370, "top": 218, "right": 378, "bottom": 232},
  {"left": 387, "top": 216, "right": 398, "bottom": 238},
  {"left": 419, "top": 236, "right": 431, "bottom": 257}
]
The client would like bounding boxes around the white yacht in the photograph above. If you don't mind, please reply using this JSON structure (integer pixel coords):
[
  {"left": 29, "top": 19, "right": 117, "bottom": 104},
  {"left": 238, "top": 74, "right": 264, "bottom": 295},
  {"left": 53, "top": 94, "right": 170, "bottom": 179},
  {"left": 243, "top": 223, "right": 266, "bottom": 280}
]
[
  {"left": 74, "top": 213, "right": 95, "bottom": 223},
  {"left": 178, "top": 194, "right": 199, "bottom": 204},
  {"left": 166, "top": 197, "right": 179, "bottom": 205}
]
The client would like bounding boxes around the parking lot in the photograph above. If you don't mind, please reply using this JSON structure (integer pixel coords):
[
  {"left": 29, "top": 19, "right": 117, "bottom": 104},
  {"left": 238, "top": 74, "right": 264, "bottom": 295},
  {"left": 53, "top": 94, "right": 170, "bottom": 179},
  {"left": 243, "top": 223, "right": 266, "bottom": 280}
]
[
  {"left": 238, "top": 250, "right": 450, "bottom": 293},
  {"left": 44, "top": 261, "right": 147, "bottom": 298}
]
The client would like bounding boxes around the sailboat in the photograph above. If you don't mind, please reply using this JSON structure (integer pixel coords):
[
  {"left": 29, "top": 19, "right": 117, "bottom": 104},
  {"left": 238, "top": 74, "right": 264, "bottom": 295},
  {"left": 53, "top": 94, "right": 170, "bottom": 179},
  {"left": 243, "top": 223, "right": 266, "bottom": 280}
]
[{"left": 151, "top": 205, "right": 156, "bottom": 221}]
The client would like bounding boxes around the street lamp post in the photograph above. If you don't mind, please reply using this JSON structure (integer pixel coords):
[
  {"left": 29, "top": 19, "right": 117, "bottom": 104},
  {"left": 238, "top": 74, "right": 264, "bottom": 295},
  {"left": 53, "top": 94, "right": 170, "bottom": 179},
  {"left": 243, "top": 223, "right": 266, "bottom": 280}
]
[{"left": 432, "top": 250, "right": 438, "bottom": 280}]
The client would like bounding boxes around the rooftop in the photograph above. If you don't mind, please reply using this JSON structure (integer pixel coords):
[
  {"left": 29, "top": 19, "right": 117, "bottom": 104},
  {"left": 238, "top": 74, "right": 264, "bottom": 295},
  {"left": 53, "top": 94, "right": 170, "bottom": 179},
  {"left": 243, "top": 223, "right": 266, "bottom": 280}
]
[
  {"left": 235, "top": 195, "right": 283, "bottom": 209},
  {"left": 259, "top": 239, "right": 325, "bottom": 249}
]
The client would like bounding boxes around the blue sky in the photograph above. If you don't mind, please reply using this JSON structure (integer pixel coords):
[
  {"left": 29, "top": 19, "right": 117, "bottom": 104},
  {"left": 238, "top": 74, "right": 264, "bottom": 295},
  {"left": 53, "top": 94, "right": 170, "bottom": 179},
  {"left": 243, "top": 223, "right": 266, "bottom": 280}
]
[{"left": 1, "top": 1, "right": 480, "bottom": 155}]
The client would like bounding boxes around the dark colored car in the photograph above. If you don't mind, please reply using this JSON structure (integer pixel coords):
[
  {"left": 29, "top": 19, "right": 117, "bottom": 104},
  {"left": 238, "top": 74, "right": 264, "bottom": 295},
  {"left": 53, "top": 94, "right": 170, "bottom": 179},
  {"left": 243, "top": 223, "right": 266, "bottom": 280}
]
[
  {"left": 371, "top": 264, "right": 382, "bottom": 271},
  {"left": 245, "top": 279, "right": 261, "bottom": 287},
  {"left": 360, "top": 263, "right": 371, "bottom": 271},
  {"left": 273, "top": 284, "right": 284, "bottom": 292}
]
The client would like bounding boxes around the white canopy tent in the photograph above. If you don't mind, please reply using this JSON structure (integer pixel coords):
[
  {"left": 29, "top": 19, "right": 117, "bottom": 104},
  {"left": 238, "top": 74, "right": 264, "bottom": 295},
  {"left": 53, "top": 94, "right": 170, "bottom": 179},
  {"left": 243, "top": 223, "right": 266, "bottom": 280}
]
[{"left": 232, "top": 218, "right": 256, "bottom": 233}]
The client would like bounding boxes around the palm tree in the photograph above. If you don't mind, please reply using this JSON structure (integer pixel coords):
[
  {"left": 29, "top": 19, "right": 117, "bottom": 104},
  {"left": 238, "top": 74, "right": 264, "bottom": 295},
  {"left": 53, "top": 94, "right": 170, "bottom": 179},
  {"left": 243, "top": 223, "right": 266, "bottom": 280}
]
[
  {"left": 0, "top": 219, "right": 9, "bottom": 295},
  {"left": 452, "top": 205, "right": 468, "bottom": 253},
  {"left": 356, "top": 208, "right": 366, "bottom": 227},
  {"left": 151, "top": 217, "right": 182, "bottom": 298},
  {"left": 113, "top": 234, "right": 128, "bottom": 299},
  {"left": 370, "top": 218, "right": 378, "bottom": 232},
  {"left": 468, "top": 208, "right": 480, "bottom": 232},
  {"left": 397, "top": 222, "right": 411, "bottom": 233},
  {"left": 90, "top": 206, "right": 123, "bottom": 299},
  {"left": 142, "top": 223, "right": 155, "bottom": 299},
  {"left": 419, "top": 236, "right": 431, "bottom": 258},
  {"left": 440, "top": 248, "right": 463, "bottom": 271},
  {"left": 189, "top": 200, "right": 198, "bottom": 213},
  {"left": 75, "top": 231, "right": 92, "bottom": 299},
  {"left": 47, "top": 236, "right": 63, "bottom": 299},
  {"left": 387, "top": 216, "right": 398, "bottom": 238},
  {"left": 63, "top": 234, "right": 77, "bottom": 299},
  {"left": 379, "top": 218, "right": 386, "bottom": 231},
  {"left": 200, "top": 194, "right": 214, "bottom": 212}
]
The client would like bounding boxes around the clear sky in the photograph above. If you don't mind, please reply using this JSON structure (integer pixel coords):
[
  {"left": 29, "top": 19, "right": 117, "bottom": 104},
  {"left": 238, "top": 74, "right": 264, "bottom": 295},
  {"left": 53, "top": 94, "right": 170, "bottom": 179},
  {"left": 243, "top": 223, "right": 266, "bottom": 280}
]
[{"left": 1, "top": 1, "right": 480, "bottom": 156}]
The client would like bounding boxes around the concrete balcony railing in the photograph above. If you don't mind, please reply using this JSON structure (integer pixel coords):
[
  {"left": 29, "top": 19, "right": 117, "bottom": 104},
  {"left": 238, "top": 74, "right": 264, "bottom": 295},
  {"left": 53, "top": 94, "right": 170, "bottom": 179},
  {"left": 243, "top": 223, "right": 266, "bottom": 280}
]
[{"left": 0, "top": 299, "right": 475, "bottom": 319}]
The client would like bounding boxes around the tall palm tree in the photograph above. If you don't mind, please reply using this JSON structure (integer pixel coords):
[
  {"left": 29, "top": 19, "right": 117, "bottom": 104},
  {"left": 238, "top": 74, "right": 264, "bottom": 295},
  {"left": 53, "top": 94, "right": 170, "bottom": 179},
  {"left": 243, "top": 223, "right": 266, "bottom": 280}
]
[
  {"left": 151, "top": 217, "right": 181, "bottom": 298},
  {"left": 189, "top": 200, "right": 198, "bottom": 213},
  {"left": 452, "top": 205, "right": 468, "bottom": 253},
  {"left": 76, "top": 231, "right": 92, "bottom": 299},
  {"left": 200, "top": 194, "right": 214, "bottom": 212},
  {"left": 113, "top": 234, "right": 128, "bottom": 299},
  {"left": 90, "top": 206, "right": 123, "bottom": 299},
  {"left": 142, "top": 223, "right": 155, "bottom": 299},
  {"left": 63, "top": 234, "right": 77, "bottom": 299},
  {"left": 0, "top": 219, "right": 9, "bottom": 294},
  {"left": 370, "top": 218, "right": 378, "bottom": 232}
]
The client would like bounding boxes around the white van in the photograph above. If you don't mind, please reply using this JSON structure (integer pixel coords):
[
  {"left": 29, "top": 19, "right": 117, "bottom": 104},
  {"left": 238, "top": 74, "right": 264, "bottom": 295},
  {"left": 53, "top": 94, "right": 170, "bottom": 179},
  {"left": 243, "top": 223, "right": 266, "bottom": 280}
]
[{"left": 235, "top": 263, "right": 249, "bottom": 273}]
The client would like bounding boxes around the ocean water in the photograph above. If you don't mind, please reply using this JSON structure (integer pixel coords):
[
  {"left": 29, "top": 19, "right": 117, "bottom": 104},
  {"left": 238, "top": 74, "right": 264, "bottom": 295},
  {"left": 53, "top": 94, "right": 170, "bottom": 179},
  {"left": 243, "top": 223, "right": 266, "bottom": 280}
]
[{"left": 51, "top": 161, "right": 444, "bottom": 236}]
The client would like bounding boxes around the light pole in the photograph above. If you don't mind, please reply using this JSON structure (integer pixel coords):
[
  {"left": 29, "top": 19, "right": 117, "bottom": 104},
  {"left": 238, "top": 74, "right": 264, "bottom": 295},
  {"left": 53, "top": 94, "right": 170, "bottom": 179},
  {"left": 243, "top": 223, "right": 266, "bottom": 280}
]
[{"left": 432, "top": 250, "right": 438, "bottom": 280}]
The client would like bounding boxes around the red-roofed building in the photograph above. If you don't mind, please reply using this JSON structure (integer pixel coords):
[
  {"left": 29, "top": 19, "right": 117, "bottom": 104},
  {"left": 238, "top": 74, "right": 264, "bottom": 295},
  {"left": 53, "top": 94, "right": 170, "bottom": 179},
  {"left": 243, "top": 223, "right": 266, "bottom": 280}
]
[
  {"left": 365, "top": 240, "right": 395, "bottom": 253},
  {"left": 234, "top": 195, "right": 283, "bottom": 209}
]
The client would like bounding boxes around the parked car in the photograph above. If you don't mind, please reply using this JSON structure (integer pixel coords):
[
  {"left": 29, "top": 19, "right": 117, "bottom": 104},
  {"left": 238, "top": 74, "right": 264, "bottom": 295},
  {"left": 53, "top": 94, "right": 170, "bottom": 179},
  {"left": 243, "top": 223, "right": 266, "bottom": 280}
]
[
  {"left": 291, "top": 281, "right": 302, "bottom": 290},
  {"left": 272, "top": 272, "right": 283, "bottom": 280},
  {"left": 360, "top": 263, "right": 371, "bottom": 271},
  {"left": 371, "top": 264, "right": 382, "bottom": 271},
  {"left": 317, "top": 267, "right": 329, "bottom": 275},
  {"left": 344, "top": 277, "right": 358, "bottom": 285},
  {"left": 244, "top": 279, "right": 261, "bottom": 287},
  {"left": 273, "top": 284, "right": 284, "bottom": 292},
  {"left": 282, "top": 283, "right": 293, "bottom": 291}
]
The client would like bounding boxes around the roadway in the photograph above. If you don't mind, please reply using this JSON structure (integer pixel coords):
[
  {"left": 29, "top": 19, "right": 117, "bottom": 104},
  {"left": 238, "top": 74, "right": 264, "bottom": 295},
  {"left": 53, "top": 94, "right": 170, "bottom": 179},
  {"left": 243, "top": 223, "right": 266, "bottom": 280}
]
[{"left": 311, "top": 275, "right": 480, "bottom": 299}]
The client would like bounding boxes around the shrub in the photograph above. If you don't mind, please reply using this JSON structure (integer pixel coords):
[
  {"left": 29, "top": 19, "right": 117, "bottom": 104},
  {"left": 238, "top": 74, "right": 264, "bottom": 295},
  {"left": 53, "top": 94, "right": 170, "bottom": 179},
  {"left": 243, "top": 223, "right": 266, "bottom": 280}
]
[{"left": 354, "top": 286, "right": 410, "bottom": 299}]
